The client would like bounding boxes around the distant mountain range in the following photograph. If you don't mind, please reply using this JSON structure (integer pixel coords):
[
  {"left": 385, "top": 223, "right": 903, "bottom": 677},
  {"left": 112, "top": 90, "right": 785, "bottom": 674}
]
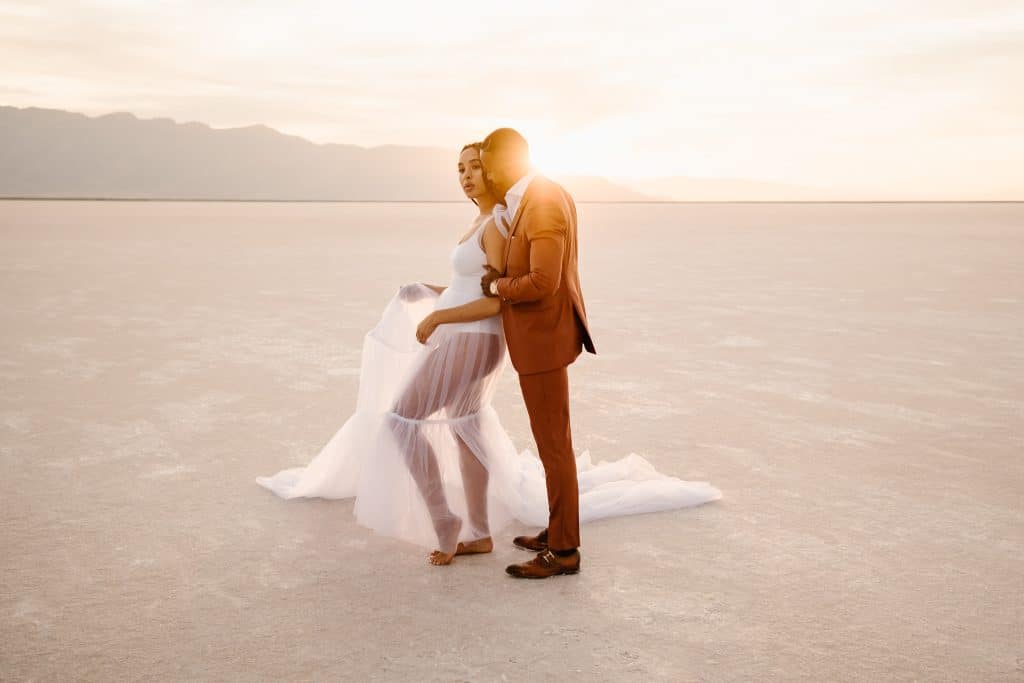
[
  {"left": 27, "top": 105, "right": 1009, "bottom": 201},
  {"left": 0, "top": 106, "right": 660, "bottom": 201}
]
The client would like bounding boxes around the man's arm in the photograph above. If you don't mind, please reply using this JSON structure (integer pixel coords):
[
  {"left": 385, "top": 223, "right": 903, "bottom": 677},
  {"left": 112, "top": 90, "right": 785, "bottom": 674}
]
[{"left": 494, "top": 200, "right": 567, "bottom": 303}]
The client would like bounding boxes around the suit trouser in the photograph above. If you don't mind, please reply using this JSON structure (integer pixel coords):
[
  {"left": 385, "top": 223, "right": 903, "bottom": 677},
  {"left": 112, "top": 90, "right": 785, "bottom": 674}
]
[{"left": 518, "top": 366, "right": 580, "bottom": 550}]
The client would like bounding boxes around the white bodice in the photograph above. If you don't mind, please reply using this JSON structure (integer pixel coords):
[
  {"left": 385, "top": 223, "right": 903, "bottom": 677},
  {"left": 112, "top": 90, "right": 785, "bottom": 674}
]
[{"left": 434, "top": 220, "right": 502, "bottom": 335}]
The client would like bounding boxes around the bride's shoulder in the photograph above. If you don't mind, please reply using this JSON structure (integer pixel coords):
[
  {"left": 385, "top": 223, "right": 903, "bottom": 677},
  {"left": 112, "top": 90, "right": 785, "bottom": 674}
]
[{"left": 482, "top": 215, "right": 508, "bottom": 240}]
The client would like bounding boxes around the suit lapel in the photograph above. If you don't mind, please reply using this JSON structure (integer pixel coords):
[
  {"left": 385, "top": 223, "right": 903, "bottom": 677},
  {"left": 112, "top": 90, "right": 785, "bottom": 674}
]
[
  {"left": 501, "top": 214, "right": 515, "bottom": 268},
  {"left": 500, "top": 179, "right": 540, "bottom": 267},
  {"left": 507, "top": 193, "right": 528, "bottom": 237}
]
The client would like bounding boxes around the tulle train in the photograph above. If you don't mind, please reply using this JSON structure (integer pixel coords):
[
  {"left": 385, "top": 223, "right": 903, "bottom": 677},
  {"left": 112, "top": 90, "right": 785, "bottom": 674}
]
[{"left": 256, "top": 284, "right": 722, "bottom": 552}]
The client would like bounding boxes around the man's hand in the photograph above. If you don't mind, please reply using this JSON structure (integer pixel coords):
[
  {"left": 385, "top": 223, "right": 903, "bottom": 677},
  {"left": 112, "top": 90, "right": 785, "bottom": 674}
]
[{"left": 481, "top": 265, "right": 502, "bottom": 297}]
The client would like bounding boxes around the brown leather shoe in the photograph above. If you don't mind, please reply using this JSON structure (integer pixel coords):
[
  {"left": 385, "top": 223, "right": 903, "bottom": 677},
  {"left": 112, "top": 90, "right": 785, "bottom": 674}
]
[
  {"left": 505, "top": 549, "right": 580, "bottom": 579},
  {"left": 512, "top": 528, "right": 548, "bottom": 552}
]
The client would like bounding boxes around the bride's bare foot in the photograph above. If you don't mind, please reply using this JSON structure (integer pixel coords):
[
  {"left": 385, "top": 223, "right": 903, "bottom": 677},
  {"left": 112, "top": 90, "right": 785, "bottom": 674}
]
[
  {"left": 427, "top": 516, "right": 463, "bottom": 566},
  {"left": 456, "top": 536, "right": 493, "bottom": 555},
  {"left": 428, "top": 537, "right": 493, "bottom": 565},
  {"left": 428, "top": 549, "right": 454, "bottom": 566}
]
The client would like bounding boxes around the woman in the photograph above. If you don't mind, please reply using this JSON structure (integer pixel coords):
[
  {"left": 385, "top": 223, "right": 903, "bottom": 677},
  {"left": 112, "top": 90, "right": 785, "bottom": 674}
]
[
  {"left": 258, "top": 142, "right": 521, "bottom": 565},
  {"left": 382, "top": 142, "right": 509, "bottom": 564},
  {"left": 256, "top": 143, "right": 722, "bottom": 566}
]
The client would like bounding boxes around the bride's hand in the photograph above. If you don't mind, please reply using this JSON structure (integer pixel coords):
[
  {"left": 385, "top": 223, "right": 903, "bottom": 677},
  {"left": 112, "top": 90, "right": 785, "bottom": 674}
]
[{"left": 416, "top": 313, "right": 440, "bottom": 344}]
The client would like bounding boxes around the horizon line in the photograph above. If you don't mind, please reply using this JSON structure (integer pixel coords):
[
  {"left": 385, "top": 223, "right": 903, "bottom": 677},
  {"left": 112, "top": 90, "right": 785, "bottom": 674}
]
[{"left": 2, "top": 197, "right": 1022, "bottom": 205}]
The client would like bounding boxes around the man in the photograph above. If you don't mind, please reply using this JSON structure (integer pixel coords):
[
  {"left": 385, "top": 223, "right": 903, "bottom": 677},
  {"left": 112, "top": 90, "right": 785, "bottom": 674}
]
[{"left": 479, "top": 128, "right": 597, "bottom": 579}]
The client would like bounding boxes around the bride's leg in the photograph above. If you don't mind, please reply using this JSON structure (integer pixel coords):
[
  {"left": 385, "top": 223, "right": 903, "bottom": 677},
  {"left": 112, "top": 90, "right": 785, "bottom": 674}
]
[
  {"left": 394, "top": 418, "right": 461, "bottom": 550},
  {"left": 446, "top": 334, "right": 504, "bottom": 549},
  {"left": 455, "top": 433, "right": 490, "bottom": 541},
  {"left": 388, "top": 357, "right": 462, "bottom": 563},
  {"left": 390, "top": 332, "right": 503, "bottom": 565}
]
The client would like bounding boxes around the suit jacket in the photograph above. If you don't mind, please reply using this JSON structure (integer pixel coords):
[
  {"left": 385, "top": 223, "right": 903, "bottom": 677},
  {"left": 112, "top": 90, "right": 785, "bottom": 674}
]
[{"left": 494, "top": 175, "right": 596, "bottom": 375}]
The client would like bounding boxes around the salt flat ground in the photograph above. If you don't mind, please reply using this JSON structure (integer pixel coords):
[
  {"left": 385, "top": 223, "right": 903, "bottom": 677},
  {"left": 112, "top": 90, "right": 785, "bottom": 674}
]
[{"left": 1, "top": 200, "right": 1022, "bottom": 681}]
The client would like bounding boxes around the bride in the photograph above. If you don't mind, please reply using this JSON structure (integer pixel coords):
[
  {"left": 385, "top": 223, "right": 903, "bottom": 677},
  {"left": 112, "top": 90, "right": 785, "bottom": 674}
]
[{"left": 256, "top": 142, "right": 722, "bottom": 566}]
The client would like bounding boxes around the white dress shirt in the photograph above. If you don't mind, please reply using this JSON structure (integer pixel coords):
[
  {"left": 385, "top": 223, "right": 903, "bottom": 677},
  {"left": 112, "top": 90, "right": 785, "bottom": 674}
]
[
  {"left": 492, "top": 170, "right": 537, "bottom": 236},
  {"left": 489, "top": 170, "right": 537, "bottom": 297}
]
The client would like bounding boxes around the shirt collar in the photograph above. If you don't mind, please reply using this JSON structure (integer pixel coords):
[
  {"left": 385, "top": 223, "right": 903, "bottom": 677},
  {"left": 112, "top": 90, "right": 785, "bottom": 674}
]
[
  {"left": 505, "top": 170, "right": 537, "bottom": 201},
  {"left": 492, "top": 171, "right": 538, "bottom": 236}
]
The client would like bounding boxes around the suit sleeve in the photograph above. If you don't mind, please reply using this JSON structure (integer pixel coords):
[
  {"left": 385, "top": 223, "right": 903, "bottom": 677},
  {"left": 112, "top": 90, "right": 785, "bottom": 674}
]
[{"left": 495, "top": 198, "right": 568, "bottom": 303}]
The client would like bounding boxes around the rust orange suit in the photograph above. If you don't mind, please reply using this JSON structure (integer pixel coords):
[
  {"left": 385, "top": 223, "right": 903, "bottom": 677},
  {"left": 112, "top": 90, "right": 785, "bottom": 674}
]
[{"left": 493, "top": 176, "right": 596, "bottom": 551}]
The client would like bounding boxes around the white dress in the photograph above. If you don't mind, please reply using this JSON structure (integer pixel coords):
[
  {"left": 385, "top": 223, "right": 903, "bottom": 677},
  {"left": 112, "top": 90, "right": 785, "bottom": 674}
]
[{"left": 256, "top": 219, "right": 721, "bottom": 552}]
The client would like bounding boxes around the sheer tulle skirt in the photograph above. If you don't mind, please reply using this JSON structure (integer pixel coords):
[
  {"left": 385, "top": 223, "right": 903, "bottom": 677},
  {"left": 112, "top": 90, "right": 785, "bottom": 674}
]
[
  {"left": 256, "top": 284, "right": 722, "bottom": 552},
  {"left": 256, "top": 285, "right": 522, "bottom": 551}
]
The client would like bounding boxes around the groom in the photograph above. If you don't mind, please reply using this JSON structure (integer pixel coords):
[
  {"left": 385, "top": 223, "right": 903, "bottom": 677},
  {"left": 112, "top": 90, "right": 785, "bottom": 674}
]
[{"left": 479, "top": 128, "right": 596, "bottom": 579}]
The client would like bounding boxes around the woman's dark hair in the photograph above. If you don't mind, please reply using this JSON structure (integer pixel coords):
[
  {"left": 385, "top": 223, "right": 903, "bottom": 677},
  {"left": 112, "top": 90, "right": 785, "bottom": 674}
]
[{"left": 460, "top": 141, "right": 493, "bottom": 206}]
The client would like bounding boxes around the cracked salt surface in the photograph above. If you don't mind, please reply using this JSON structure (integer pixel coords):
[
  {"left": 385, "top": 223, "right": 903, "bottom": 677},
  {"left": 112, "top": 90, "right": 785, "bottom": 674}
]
[{"left": 1, "top": 200, "right": 1021, "bottom": 681}]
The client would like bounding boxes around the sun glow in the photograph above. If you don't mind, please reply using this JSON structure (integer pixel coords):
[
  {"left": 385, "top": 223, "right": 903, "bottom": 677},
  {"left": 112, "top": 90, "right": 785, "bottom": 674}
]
[
  {"left": 523, "top": 129, "right": 625, "bottom": 180},
  {"left": 1, "top": 2, "right": 1021, "bottom": 198},
  {"left": 517, "top": 119, "right": 688, "bottom": 182}
]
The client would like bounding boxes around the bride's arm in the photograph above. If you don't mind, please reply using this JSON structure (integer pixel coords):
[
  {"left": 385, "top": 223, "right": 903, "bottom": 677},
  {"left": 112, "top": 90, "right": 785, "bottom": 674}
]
[
  {"left": 423, "top": 284, "right": 447, "bottom": 294},
  {"left": 417, "top": 294, "right": 500, "bottom": 342},
  {"left": 432, "top": 295, "right": 501, "bottom": 325}
]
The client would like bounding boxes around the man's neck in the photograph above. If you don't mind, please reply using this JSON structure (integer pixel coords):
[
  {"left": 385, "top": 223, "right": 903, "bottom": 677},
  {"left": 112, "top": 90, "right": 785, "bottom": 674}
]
[{"left": 505, "top": 169, "right": 535, "bottom": 197}]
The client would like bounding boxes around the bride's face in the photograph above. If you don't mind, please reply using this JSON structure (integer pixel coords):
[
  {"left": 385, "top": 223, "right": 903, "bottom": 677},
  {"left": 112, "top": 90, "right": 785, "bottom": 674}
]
[{"left": 458, "top": 148, "right": 489, "bottom": 202}]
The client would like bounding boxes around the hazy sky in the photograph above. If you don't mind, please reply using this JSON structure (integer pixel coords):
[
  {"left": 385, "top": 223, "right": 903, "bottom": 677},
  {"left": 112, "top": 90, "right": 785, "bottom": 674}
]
[{"left": 2, "top": 0, "right": 1022, "bottom": 195}]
